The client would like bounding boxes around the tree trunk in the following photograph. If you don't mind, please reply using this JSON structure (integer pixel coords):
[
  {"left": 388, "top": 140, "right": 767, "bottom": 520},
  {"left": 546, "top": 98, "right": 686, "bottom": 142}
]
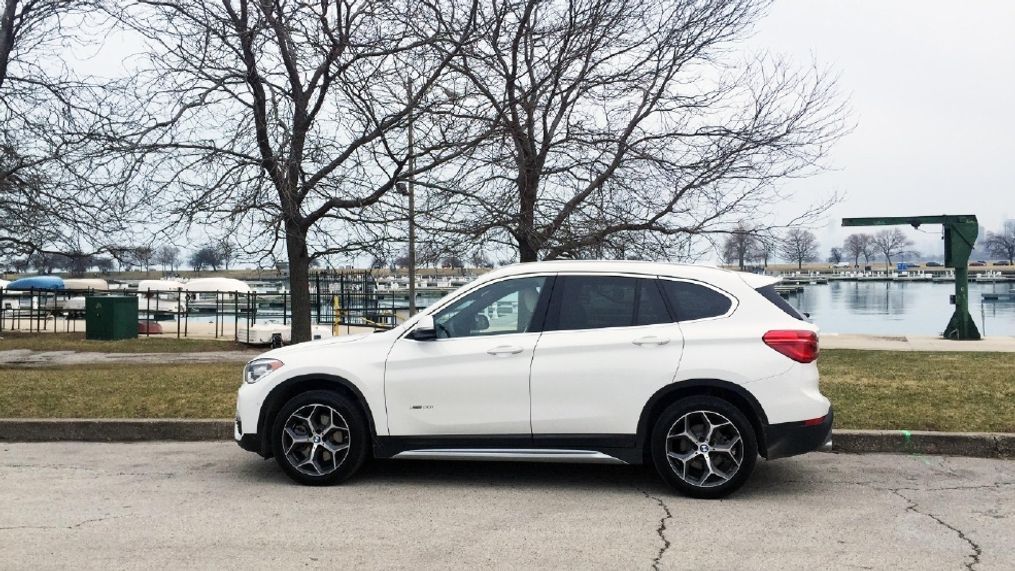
[
  {"left": 516, "top": 167, "right": 539, "bottom": 263},
  {"left": 286, "top": 222, "right": 313, "bottom": 343},
  {"left": 519, "top": 240, "right": 538, "bottom": 263}
]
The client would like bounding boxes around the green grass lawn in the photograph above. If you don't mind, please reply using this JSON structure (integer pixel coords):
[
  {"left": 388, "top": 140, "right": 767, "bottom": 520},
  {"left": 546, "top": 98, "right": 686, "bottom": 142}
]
[
  {"left": 0, "top": 362, "right": 241, "bottom": 418},
  {"left": 818, "top": 349, "right": 1015, "bottom": 433},
  {"left": 0, "top": 349, "right": 1013, "bottom": 432},
  {"left": 0, "top": 332, "right": 249, "bottom": 353}
]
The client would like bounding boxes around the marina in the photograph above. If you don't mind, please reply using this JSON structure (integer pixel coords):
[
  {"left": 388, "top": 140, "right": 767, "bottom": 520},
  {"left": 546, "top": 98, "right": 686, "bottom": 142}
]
[
  {"left": 1, "top": 268, "right": 1013, "bottom": 340},
  {"left": 782, "top": 280, "right": 1015, "bottom": 337}
]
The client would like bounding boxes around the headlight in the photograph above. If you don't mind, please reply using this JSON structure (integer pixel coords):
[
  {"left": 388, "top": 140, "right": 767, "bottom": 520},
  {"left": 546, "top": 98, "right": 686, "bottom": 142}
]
[{"left": 244, "top": 358, "right": 284, "bottom": 384}]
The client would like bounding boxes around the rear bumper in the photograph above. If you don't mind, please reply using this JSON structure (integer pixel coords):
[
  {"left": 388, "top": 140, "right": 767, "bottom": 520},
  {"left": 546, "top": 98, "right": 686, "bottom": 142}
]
[{"left": 764, "top": 409, "right": 833, "bottom": 460}]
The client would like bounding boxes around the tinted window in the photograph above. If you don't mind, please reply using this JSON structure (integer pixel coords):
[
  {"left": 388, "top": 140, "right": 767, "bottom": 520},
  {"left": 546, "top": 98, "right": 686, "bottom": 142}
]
[
  {"left": 756, "top": 285, "right": 806, "bottom": 320},
  {"left": 554, "top": 276, "right": 671, "bottom": 330},
  {"left": 661, "top": 280, "right": 732, "bottom": 321},
  {"left": 636, "top": 280, "right": 671, "bottom": 325},
  {"left": 434, "top": 276, "right": 547, "bottom": 338}
]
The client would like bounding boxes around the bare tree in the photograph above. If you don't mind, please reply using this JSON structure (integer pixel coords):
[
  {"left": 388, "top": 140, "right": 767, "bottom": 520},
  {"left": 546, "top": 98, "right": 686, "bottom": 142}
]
[
  {"left": 469, "top": 250, "right": 492, "bottom": 269},
  {"left": 860, "top": 236, "right": 877, "bottom": 267},
  {"left": 94, "top": 256, "right": 114, "bottom": 274},
  {"left": 840, "top": 232, "right": 872, "bottom": 267},
  {"left": 428, "top": 0, "right": 846, "bottom": 263},
  {"left": 190, "top": 246, "right": 222, "bottom": 273},
  {"left": 155, "top": 246, "right": 180, "bottom": 272},
  {"left": 984, "top": 221, "right": 1015, "bottom": 264},
  {"left": 752, "top": 233, "right": 778, "bottom": 269},
  {"left": 369, "top": 256, "right": 388, "bottom": 271},
  {"left": 112, "top": 0, "right": 478, "bottom": 342},
  {"left": 873, "top": 228, "right": 914, "bottom": 269},
  {"left": 1, "top": 1, "right": 141, "bottom": 259},
  {"left": 416, "top": 241, "right": 444, "bottom": 270},
  {"left": 441, "top": 255, "right": 464, "bottom": 270},
  {"left": 780, "top": 228, "right": 819, "bottom": 269},
  {"left": 217, "top": 240, "right": 237, "bottom": 271},
  {"left": 133, "top": 246, "right": 155, "bottom": 273},
  {"left": 828, "top": 247, "right": 843, "bottom": 264},
  {"left": 721, "top": 224, "right": 758, "bottom": 271},
  {"left": 28, "top": 251, "right": 63, "bottom": 273}
]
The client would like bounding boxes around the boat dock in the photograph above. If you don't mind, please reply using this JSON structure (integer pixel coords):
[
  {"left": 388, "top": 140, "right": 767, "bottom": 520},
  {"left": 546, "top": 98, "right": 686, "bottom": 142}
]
[{"left": 981, "top": 289, "right": 1015, "bottom": 302}]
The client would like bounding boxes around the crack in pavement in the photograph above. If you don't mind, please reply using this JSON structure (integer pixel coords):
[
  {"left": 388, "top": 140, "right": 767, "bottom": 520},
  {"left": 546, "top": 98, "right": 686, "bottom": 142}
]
[
  {"left": 766, "top": 479, "right": 1015, "bottom": 493},
  {"left": 890, "top": 489, "right": 982, "bottom": 571},
  {"left": 0, "top": 514, "right": 126, "bottom": 532},
  {"left": 768, "top": 476, "right": 1005, "bottom": 570},
  {"left": 639, "top": 489, "right": 673, "bottom": 570}
]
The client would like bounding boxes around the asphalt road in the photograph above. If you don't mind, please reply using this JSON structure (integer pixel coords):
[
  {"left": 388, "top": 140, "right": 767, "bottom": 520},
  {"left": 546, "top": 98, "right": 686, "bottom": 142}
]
[{"left": 1, "top": 443, "right": 1012, "bottom": 570}]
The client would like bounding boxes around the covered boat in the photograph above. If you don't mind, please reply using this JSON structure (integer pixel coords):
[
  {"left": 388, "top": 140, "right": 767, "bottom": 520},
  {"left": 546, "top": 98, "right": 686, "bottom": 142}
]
[
  {"left": 184, "top": 278, "right": 252, "bottom": 313},
  {"left": 63, "top": 278, "right": 109, "bottom": 291},
  {"left": 5, "top": 276, "right": 65, "bottom": 290},
  {"left": 137, "top": 279, "right": 185, "bottom": 292},
  {"left": 136, "top": 279, "right": 187, "bottom": 316},
  {"left": 182, "top": 278, "right": 251, "bottom": 293}
]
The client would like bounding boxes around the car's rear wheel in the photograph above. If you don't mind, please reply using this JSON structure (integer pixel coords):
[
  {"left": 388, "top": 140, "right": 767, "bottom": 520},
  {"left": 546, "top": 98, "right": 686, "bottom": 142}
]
[
  {"left": 651, "top": 396, "right": 757, "bottom": 499},
  {"left": 270, "top": 390, "right": 369, "bottom": 485}
]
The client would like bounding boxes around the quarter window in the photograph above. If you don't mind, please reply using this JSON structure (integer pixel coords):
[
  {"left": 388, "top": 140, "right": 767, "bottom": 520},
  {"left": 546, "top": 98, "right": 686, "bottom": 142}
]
[
  {"left": 553, "top": 276, "right": 671, "bottom": 331},
  {"left": 660, "top": 280, "right": 733, "bottom": 321}
]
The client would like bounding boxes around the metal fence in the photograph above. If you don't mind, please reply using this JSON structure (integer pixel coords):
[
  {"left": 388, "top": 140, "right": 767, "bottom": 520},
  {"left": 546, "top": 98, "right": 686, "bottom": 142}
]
[{"left": 0, "top": 281, "right": 416, "bottom": 340}]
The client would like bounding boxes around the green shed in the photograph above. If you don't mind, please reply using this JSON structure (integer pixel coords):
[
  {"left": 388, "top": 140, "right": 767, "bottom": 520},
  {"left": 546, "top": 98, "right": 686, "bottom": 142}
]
[{"left": 85, "top": 296, "right": 138, "bottom": 340}]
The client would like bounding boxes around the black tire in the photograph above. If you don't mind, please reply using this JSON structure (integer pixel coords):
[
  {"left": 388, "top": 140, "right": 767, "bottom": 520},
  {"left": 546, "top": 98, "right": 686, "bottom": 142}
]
[
  {"left": 270, "top": 389, "right": 370, "bottom": 486},
  {"left": 650, "top": 396, "right": 758, "bottom": 499}
]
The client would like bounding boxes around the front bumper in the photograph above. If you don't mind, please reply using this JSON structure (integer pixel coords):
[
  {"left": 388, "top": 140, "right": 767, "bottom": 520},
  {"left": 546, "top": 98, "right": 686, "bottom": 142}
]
[
  {"left": 237, "top": 432, "right": 263, "bottom": 455},
  {"left": 235, "top": 415, "right": 265, "bottom": 455},
  {"left": 764, "top": 408, "right": 834, "bottom": 460}
]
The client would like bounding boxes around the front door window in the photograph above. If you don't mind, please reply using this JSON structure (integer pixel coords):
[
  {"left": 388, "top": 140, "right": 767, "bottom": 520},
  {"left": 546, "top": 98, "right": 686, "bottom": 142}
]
[{"left": 434, "top": 276, "right": 548, "bottom": 338}]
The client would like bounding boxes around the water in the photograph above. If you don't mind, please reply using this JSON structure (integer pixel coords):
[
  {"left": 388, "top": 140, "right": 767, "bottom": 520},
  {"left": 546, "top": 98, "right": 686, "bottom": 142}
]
[{"left": 786, "top": 281, "right": 1015, "bottom": 337}]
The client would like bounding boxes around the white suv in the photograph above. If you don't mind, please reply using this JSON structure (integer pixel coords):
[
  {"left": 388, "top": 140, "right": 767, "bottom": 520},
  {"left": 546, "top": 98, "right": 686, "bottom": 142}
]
[{"left": 235, "top": 261, "right": 832, "bottom": 498}]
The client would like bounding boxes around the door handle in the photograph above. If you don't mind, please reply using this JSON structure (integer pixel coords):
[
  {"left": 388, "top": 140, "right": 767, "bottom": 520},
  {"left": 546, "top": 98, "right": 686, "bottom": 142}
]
[
  {"left": 633, "top": 336, "right": 670, "bottom": 346},
  {"left": 487, "top": 345, "right": 523, "bottom": 356}
]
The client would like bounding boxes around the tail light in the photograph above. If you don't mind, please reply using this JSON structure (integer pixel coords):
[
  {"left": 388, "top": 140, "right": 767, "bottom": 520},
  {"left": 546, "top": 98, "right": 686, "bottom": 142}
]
[{"left": 763, "top": 330, "right": 819, "bottom": 363}]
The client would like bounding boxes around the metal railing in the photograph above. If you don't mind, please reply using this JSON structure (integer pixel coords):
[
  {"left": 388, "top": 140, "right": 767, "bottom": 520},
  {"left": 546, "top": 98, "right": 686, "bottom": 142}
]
[{"left": 1, "top": 285, "right": 408, "bottom": 340}]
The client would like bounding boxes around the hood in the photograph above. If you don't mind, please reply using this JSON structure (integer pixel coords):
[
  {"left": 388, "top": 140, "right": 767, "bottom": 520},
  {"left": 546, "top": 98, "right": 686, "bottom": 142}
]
[{"left": 256, "top": 332, "right": 375, "bottom": 360}]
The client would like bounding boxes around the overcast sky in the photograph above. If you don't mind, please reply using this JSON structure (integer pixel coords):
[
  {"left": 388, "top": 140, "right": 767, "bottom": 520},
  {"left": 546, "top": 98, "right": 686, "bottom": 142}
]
[
  {"left": 72, "top": 1, "right": 1015, "bottom": 263},
  {"left": 749, "top": 0, "right": 1014, "bottom": 257}
]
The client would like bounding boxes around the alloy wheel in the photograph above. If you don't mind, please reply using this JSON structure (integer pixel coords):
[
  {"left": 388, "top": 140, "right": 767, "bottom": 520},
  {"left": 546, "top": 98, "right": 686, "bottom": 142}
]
[
  {"left": 281, "top": 403, "right": 351, "bottom": 476},
  {"left": 665, "top": 410, "right": 744, "bottom": 488}
]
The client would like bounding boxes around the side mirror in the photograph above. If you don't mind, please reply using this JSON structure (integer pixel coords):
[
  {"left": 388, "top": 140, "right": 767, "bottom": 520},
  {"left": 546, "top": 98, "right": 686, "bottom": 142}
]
[{"left": 410, "top": 314, "right": 437, "bottom": 341}]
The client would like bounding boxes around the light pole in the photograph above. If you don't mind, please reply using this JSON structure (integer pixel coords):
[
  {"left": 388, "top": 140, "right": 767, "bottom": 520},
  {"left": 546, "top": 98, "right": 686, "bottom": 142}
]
[{"left": 399, "top": 80, "right": 418, "bottom": 316}]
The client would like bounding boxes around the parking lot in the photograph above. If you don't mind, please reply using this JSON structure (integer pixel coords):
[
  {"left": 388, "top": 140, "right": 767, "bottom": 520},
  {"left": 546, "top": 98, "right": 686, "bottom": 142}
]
[{"left": 1, "top": 442, "right": 1013, "bottom": 569}]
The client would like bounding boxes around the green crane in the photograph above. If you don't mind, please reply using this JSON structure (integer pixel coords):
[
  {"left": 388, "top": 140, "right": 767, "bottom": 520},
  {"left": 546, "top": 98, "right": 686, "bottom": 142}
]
[{"left": 841, "top": 214, "right": 980, "bottom": 340}]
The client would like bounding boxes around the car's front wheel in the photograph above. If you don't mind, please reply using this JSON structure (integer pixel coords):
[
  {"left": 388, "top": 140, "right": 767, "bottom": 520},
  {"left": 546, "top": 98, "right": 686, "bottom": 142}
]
[
  {"left": 651, "top": 396, "right": 758, "bottom": 499},
  {"left": 270, "top": 390, "right": 369, "bottom": 485}
]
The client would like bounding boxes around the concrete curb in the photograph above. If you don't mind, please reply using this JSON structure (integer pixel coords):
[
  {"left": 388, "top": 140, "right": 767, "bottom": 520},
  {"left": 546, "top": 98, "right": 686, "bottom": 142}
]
[
  {"left": 0, "top": 419, "right": 233, "bottom": 442},
  {"left": 1, "top": 421, "right": 1013, "bottom": 458},
  {"left": 831, "top": 429, "right": 1015, "bottom": 459}
]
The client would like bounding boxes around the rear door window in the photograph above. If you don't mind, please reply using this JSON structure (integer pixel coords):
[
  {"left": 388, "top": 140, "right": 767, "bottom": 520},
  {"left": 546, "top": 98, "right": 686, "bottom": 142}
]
[
  {"left": 551, "top": 276, "right": 672, "bottom": 331},
  {"left": 660, "top": 280, "right": 733, "bottom": 321}
]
